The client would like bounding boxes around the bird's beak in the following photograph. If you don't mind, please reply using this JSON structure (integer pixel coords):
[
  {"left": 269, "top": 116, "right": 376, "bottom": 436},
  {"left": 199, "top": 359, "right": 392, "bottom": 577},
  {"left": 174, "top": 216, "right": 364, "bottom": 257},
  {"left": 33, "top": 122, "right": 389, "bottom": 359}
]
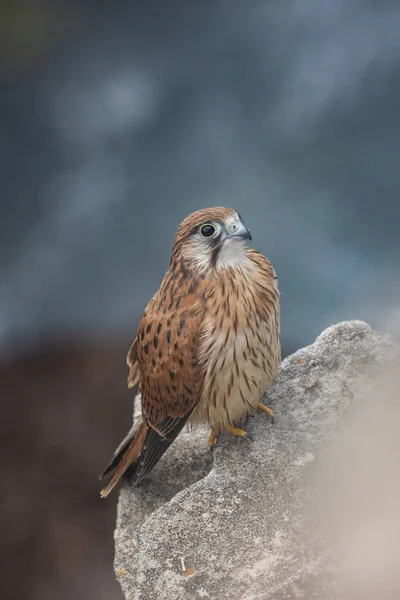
[{"left": 228, "top": 223, "right": 252, "bottom": 242}]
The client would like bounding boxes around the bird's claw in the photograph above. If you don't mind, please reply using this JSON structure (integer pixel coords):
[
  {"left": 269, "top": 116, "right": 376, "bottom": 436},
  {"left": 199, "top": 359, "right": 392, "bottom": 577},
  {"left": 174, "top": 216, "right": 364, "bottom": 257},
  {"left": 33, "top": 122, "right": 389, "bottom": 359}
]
[
  {"left": 208, "top": 429, "right": 218, "bottom": 450},
  {"left": 257, "top": 402, "right": 275, "bottom": 424},
  {"left": 225, "top": 425, "right": 253, "bottom": 442},
  {"left": 208, "top": 426, "right": 253, "bottom": 448}
]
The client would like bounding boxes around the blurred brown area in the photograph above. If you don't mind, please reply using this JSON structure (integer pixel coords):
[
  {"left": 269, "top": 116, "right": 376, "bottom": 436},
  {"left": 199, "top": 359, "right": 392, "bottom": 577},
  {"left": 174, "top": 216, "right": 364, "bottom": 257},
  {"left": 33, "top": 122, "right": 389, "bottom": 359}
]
[
  {"left": 0, "top": 0, "right": 85, "bottom": 77},
  {"left": 1, "top": 337, "right": 133, "bottom": 600}
]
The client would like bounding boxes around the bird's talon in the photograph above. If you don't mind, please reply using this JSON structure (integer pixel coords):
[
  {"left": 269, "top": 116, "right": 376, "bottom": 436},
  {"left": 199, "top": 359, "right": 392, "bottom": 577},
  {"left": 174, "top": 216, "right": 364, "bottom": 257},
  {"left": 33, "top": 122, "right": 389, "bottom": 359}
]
[
  {"left": 225, "top": 426, "right": 249, "bottom": 439},
  {"left": 208, "top": 430, "right": 218, "bottom": 449},
  {"left": 257, "top": 402, "right": 275, "bottom": 422}
]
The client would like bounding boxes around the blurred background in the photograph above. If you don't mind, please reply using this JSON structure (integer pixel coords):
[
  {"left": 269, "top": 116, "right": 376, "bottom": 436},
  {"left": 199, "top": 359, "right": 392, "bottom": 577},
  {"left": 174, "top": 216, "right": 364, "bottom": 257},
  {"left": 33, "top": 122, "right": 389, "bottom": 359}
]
[{"left": 1, "top": 1, "right": 400, "bottom": 598}]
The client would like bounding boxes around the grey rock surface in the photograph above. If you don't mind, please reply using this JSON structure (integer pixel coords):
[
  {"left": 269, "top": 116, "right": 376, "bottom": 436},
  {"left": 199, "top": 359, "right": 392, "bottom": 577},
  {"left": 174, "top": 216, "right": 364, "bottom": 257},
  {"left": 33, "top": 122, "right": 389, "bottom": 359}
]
[{"left": 113, "top": 321, "right": 397, "bottom": 599}]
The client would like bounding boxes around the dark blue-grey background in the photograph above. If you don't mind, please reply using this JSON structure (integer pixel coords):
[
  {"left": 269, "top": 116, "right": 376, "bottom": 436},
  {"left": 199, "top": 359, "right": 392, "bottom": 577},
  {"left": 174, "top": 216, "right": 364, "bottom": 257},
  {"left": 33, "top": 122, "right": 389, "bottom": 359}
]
[
  {"left": 1, "top": 2, "right": 400, "bottom": 599},
  {"left": 2, "top": 0, "right": 400, "bottom": 359}
]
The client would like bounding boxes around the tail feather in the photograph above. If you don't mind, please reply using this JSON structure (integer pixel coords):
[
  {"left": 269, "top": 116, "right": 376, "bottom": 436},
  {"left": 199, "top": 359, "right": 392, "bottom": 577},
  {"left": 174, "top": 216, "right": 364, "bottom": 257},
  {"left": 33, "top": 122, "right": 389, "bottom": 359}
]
[
  {"left": 100, "top": 409, "right": 194, "bottom": 497},
  {"left": 130, "top": 409, "right": 195, "bottom": 485},
  {"left": 100, "top": 423, "right": 147, "bottom": 498},
  {"left": 131, "top": 422, "right": 185, "bottom": 485},
  {"left": 100, "top": 427, "right": 136, "bottom": 480}
]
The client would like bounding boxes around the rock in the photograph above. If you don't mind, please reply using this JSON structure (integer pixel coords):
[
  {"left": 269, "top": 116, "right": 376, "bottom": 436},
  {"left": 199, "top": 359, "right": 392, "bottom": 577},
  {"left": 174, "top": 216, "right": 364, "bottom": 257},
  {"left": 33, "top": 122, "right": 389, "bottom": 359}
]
[{"left": 113, "top": 321, "right": 398, "bottom": 600}]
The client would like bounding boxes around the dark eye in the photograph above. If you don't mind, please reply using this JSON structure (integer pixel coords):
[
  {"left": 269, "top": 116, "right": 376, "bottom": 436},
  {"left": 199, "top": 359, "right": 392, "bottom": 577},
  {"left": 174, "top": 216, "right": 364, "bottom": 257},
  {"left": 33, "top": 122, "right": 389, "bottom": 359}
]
[{"left": 200, "top": 224, "right": 216, "bottom": 238}]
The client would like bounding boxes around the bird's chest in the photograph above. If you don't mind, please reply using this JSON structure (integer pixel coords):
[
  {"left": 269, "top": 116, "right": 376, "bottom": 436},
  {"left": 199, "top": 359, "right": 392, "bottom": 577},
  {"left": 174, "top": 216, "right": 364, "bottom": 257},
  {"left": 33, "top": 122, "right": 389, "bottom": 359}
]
[{"left": 194, "top": 277, "right": 280, "bottom": 429}]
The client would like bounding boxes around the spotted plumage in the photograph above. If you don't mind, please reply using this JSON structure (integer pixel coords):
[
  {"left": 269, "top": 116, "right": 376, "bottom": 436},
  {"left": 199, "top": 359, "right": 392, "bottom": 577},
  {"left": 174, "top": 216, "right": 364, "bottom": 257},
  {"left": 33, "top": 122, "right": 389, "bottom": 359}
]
[{"left": 100, "top": 207, "right": 280, "bottom": 496}]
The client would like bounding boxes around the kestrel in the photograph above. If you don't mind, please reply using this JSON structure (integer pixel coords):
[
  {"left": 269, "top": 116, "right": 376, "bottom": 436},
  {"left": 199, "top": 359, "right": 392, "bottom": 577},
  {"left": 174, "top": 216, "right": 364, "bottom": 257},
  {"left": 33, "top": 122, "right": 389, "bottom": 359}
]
[{"left": 100, "top": 207, "right": 280, "bottom": 497}]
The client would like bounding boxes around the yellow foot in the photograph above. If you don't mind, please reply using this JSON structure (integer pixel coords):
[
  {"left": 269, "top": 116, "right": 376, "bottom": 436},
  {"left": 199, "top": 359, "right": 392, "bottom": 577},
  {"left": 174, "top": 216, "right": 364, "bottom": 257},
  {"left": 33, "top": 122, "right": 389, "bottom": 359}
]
[
  {"left": 225, "top": 425, "right": 248, "bottom": 438},
  {"left": 208, "top": 430, "right": 218, "bottom": 448},
  {"left": 208, "top": 426, "right": 251, "bottom": 450},
  {"left": 257, "top": 402, "right": 275, "bottom": 423}
]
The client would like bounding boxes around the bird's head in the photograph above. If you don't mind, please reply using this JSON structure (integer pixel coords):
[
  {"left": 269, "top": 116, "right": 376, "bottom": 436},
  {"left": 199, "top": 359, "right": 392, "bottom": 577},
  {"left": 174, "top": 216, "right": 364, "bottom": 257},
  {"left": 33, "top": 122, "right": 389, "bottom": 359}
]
[{"left": 171, "top": 207, "right": 252, "bottom": 274}]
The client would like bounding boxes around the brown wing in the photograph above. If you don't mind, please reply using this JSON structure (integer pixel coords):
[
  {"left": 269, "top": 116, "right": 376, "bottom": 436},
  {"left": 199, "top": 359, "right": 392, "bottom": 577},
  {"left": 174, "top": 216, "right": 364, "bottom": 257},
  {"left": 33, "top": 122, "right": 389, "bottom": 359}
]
[
  {"left": 131, "top": 294, "right": 204, "bottom": 482},
  {"left": 100, "top": 274, "right": 209, "bottom": 495}
]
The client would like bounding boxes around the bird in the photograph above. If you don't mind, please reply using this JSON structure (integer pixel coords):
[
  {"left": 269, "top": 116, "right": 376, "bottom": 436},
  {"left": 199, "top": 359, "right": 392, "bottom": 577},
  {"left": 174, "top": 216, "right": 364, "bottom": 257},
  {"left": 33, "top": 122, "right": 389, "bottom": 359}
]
[{"left": 100, "top": 207, "right": 280, "bottom": 497}]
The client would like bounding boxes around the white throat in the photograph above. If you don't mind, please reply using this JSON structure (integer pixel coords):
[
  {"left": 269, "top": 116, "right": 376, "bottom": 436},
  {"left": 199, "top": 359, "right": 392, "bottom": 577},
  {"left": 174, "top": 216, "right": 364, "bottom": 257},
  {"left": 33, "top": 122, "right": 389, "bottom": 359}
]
[
  {"left": 183, "top": 238, "right": 251, "bottom": 274},
  {"left": 216, "top": 240, "right": 250, "bottom": 270}
]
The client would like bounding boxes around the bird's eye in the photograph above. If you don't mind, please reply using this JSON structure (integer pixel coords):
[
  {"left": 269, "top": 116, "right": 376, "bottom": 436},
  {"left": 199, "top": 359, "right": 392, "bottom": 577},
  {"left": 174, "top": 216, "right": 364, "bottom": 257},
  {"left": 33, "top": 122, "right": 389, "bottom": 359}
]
[{"left": 200, "top": 224, "right": 216, "bottom": 238}]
